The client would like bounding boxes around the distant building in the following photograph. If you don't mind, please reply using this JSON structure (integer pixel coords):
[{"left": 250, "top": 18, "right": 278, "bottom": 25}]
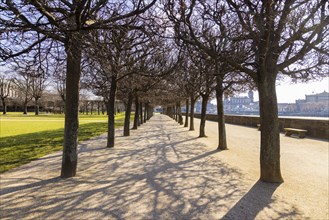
[
  {"left": 182, "top": 90, "right": 328, "bottom": 117},
  {"left": 226, "top": 91, "right": 254, "bottom": 105},
  {"left": 277, "top": 103, "right": 297, "bottom": 113},
  {"left": 223, "top": 91, "right": 258, "bottom": 114},
  {"left": 305, "top": 91, "right": 329, "bottom": 102},
  {"left": 194, "top": 101, "right": 217, "bottom": 114},
  {"left": 295, "top": 91, "right": 329, "bottom": 116},
  {"left": 296, "top": 91, "right": 329, "bottom": 104}
]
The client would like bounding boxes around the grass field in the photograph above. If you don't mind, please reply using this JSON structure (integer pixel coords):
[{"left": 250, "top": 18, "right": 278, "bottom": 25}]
[
  {"left": 0, "top": 112, "right": 132, "bottom": 173},
  {"left": 0, "top": 112, "right": 124, "bottom": 137}
]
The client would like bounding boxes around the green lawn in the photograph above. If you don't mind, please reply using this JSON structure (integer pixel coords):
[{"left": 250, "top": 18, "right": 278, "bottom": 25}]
[
  {"left": 0, "top": 112, "right": 133, "bottom": 173},
  {"left": 0, "top": 113, "right": 120, "bottom": 137}
]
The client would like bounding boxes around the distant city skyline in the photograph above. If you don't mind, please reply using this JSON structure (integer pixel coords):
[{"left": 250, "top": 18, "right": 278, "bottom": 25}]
[
  {"left": 254, "top": 77, "right": 329, "bottom": 103},
  {"left": 1, "top": 65, "right": 327, "bottom": 104},
  {"left": 238, "top": 77, "right": 329, "bottom": 104},
  {"left": 210, "top": 77, "right": 328, "bottom": 105}
]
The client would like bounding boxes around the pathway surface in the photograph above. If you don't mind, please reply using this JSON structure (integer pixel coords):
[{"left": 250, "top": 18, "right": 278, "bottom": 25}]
[{"left": 0, "top": 114, "right": 328, "bottom": 219}]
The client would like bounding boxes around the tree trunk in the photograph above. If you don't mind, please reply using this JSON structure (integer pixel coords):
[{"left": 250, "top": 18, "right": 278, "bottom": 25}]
[
  {"left": 150, "top": 106, "right": 153, "bottom": 118},
  {"left": 175, "top": 104, "right": 178, "bottom": 122},
  {"left": 199, "top": 94, "right": 209, "bottom": 137},
  {"left": 189, "top": 97, "right": 195, "bottom": 131},
  {"left": 23, "top": 102, "right": 28, "bottom": 115},
  {"left": 146, "top": 105, "right": 150, "bottom": 120},
  {"left": 34, "top": 98, "right": 39, "bottom": 115},
  {"left": 61, "top": 35, "right": 82, "bottom": 178},
  {"left": 133, "top": 94, "right": 139, "bottom": 129},
  {"left": 85, "top": 103, "right": 88, "bottom": 115},
  {"left": 105, "top": 100, "right": 109, "bottom": 115},
  {"left": 147, "top": 105, "right": 152, "bottom": 119},
  {"left": 35, "top": 104, "right": 39, "bottom": 115},
  {"left": 173, "top": 105, "right": 176, "bottom": 121},
  {"left": 144, "top": 102, "right": 147, "bottom": 123},
  {"left": 216, "top": 76, "right": 227, "bottom": 150},
  {"left": 184, "top": 98, "right": 189, "bottom": 127},
  {"left": 3, "top": 102, "right": 6, "bottom": 115},
  {"left": 97, "top": 102, "right": 100, "bottom": 115},
  {"left": 102, "top": 102, "right": 106, "bottom": 115},
  {"left": 139, "top": 102, "right": 143, "bottom": 125},
  {"left": 115, "top": 101, "right": 118, "bottom": 114},
  {"left": 1, "top": 98, "right": 7, "bottom": 114},
  {"left": 124, "top": 91, "right": 133, "bottom": 136},
  {"left": 107, "top": 75, "right": 117, "bottom": 148},
  {"left": 258, "top": 74, "right": 283, "bottom": 183},
  {"left": 177, "top": 102, "right": 183, "bottom": 125},
  {"left": 170, "top": 106, "right": 174, "bottom": 119}
]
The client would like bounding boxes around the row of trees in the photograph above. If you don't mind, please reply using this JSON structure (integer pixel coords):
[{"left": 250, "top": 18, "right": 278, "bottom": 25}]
[
  {"left": 0, "top": 69, "right": 47, "bottom": 115},
  {"left": 1, "top": 0, "right": 328, "bottom": 183},
  {"left": 162, "top": 0, "right": 328, "bottom": 183}
]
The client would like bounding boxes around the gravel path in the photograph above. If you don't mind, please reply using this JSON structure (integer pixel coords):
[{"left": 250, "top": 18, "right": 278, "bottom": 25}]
[{"left": 0, "top": 114, "right": 328, "bottom": 219}]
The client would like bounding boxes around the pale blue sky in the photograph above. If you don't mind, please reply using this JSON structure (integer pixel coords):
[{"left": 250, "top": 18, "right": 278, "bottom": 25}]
[
  {"left": 254, "top": 77, "right": 329, "bottom": 103},
  {"left": 212, "top": 77, "right": 329, "bottom": 105},
  {"left": 1, "top": 65, "right": 327, "bottom": 104}
]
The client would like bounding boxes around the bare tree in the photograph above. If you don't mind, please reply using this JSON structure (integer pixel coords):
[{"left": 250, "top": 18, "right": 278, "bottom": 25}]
[
  {"left": 117, "top": 85, "right": 134, "bottom": 136},
  {"left": 166, "top": 48, "right": 203, "bottom": 131},
  {"left": 0, "top": 73, "right": 13, "bottom": 114},
  {"left": 165, "top": 0, "right": 252, "bottom": 150},
  {"left": 191, "top": 51, "right": 217, "bottom": 137},
  {"left": 165, "top": 0, "right": 329, "bottom": 183},
  {"left": 1, "top": 0, "right": 157, "bottom": 177},
  {"left": 30, "top": 74, "right": 48, "bottom": 115},
  {"left": 13, "top": 72, "right": 33, "bottom": 114},
  {"left": 53, "top": 60, "right": 67, "bottom": 105},
  {"left": 224, "top": 0, "right": 328, "bottom": 183},
  {"left": 84, "top": 26, "right": 152, "bottom": 147}
]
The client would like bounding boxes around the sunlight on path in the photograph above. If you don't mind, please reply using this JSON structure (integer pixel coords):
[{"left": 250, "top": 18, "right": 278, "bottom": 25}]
[{"left": 0, "top": 114, "right": 327, "bottom": 219}]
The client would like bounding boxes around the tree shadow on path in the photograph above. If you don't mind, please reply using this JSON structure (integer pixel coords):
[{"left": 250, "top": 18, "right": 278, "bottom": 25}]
[
  {"left": 222, "top": 181, "right": 303, "bottom": 220},
  {"left": 0, "top": 115, "right": 306, "bottom": 220}
]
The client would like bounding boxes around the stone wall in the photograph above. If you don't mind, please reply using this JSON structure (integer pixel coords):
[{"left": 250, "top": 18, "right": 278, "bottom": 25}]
[{"left": 193, "top": 114, "right": 329, "bottom": 140}]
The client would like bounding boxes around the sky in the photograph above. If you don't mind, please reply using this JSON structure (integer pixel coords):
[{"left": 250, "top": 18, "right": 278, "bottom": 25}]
[
  {"left": 244, "top": 77, "right": 329, "bottom": 104},
  {"left": 1, "top": 64, "right": 327, "bottom": 104},
  {"left": 210, "top": 76, "right": 329, "bottom": 105}
]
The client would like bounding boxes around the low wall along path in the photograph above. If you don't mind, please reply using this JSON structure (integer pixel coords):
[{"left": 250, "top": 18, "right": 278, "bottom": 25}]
[{"left": 193, "top": 113, "right": 329, "bottom": 139}]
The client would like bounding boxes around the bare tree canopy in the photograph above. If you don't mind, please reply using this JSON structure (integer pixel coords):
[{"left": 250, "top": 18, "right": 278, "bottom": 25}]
[
  {"left": 164, "top": 0, "right": 329, "bottom": 183},
  {"left": 0, "top": 0, "right": 328, "bottom": 184},
  {"left": 0, "top": 0, "right": 158, "bottom": 178}
]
